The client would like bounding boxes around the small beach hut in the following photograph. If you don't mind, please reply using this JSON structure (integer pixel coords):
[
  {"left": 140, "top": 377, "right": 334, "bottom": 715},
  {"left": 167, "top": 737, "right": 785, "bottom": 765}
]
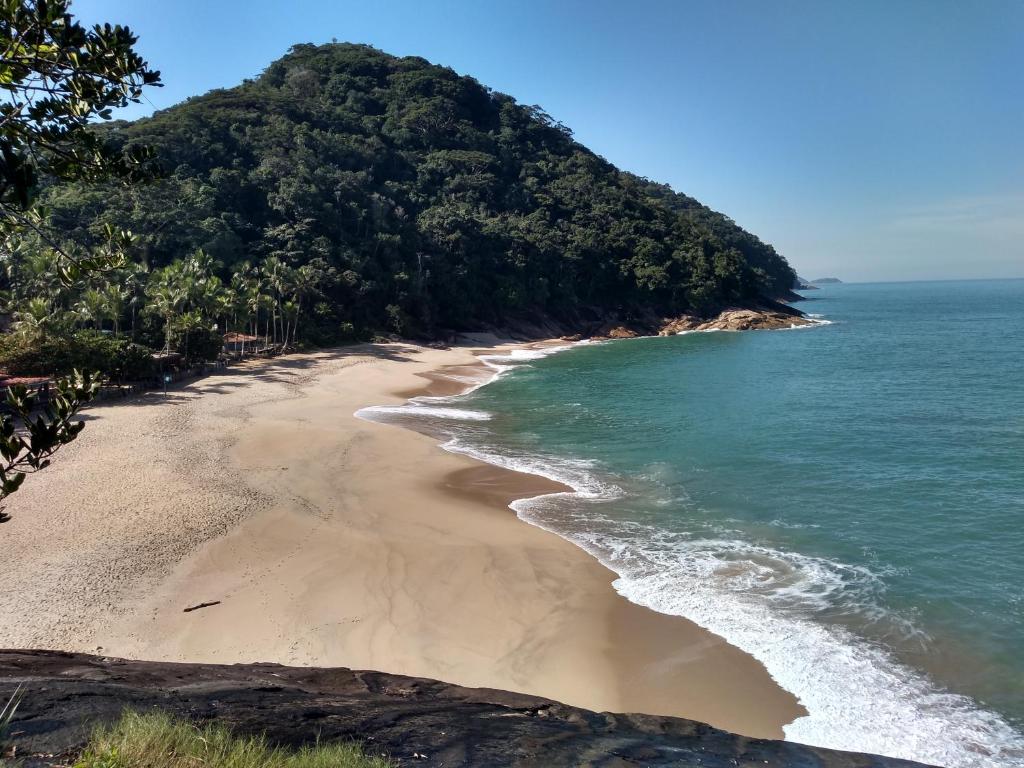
[{"left": 223, "top": 332, "right": 260, "bottom": 355}]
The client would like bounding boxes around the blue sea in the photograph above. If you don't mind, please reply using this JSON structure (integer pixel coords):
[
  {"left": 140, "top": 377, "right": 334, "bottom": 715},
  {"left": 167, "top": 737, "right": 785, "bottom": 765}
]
[{"left": 365, "top": 280, "right": 1024, "bottom": 767}]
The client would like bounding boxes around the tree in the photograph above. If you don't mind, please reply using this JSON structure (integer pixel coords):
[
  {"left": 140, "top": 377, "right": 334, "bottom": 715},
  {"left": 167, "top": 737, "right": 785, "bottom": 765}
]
[
  {"left": 11, "top": 294, "right": 52, "bottom": 335},
  {"left": 287, "top": 259, "right": 334, "bottom": 346},
  {"left": 262, "top": 256, "right": 290, "bottom": 345},
  {"left": 74, "top": 286, "right": 106, "bottom": 329},
  {"left": 118, "top": 264, "right": 148, "bottom": 338},
  {"left": 0, "top": 0, "right": 161, "bottom": 280},
  {"left": 103, "top": 282, "right": 126, "bottom": 335},
  {"left": 145, "top": 262, "right": 186, "bottom": 351},
  {"left": 230, "top": 264, "right": 260, "bottom": 350},
  {"left": 143, "top": 250, "right": 225, "bottom": 359},
  {"left": 212, "top": 287, "right": 236, "bottom": 339}
]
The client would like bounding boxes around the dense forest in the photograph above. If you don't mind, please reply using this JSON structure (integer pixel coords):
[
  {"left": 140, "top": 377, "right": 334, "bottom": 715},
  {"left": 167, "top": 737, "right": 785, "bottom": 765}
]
[{"left": 4, "top": 42, "right": 797, "bottom": 374}]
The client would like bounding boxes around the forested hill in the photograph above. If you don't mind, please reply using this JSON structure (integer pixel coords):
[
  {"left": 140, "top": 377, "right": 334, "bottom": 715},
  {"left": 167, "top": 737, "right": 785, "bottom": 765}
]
[{"left": 46, "top": 43, "right": 797, "bottom": 341}]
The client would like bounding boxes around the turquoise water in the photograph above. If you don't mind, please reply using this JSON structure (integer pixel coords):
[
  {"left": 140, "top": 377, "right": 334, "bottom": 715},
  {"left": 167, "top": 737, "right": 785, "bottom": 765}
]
[{"left": 363, "top": 280, "right": 1024, "bottom": 767}]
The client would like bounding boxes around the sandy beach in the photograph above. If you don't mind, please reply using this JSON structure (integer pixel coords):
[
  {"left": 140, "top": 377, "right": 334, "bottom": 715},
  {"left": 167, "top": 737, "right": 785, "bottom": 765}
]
[{"left": 0, "top": 339, "right": 803, "bottom": 739}]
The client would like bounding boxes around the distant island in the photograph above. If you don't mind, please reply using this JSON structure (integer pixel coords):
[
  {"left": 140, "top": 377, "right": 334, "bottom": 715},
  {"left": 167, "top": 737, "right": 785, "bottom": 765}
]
[
  {"left": 794, "top": 275, "right": 818, "bottom": 290},
  {"left": 794, "top": 276, "right": 844, "bottom": 290}
]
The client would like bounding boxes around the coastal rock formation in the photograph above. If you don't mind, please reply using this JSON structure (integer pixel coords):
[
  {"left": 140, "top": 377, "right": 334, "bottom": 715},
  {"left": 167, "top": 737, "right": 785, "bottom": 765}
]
[
  {"left": 1, "top": 651, "right": 934, "bottom": 767},
  {"left": 572, "top": 304, "right": 813, "bottom": 341},
  {"left": 659, "top": 307, "right": 816, "bottom": 335},
  {"left": 591, "top": 323, "right": 641, "bottom": 339}
]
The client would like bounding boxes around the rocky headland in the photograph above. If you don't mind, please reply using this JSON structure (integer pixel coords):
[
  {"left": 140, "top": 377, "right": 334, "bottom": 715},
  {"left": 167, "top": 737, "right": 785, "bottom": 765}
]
[
  {"left": 592, "top": 305, "right": 816, "bottom": 340},
  {"left": 481, "top": 304, "right": 815, "bottom": 343},
  {"left": 1, "top": 651, "right": 934, "bottom": 768}
]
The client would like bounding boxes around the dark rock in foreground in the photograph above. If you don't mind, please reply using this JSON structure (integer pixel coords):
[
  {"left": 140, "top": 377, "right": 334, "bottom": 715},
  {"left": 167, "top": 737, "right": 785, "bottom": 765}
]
[{"left": 1, "top": 650, "right": 935, "bottom": 767}]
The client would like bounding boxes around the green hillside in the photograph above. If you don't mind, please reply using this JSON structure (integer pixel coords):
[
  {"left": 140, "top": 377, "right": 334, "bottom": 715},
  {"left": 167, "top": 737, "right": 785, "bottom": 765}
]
[{"left": 40, "top": 42, "right": 796, "bottom": 344}]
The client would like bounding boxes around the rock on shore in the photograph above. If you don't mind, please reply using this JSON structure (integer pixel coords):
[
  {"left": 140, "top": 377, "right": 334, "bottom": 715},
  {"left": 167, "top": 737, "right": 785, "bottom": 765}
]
[
  {"left": 1, "top": 651, "right": 934, "bottom": 767},
  {"left": 658, "top": 307, "right": 816, "bottom": 334},
  {"left": 584, "top": 305, "right": 814, "bottom": 340}
]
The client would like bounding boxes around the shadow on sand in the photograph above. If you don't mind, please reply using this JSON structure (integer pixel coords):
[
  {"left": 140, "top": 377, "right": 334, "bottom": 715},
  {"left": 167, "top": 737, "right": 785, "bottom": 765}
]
[{"left": 77, "top": 342, "right": 436, "bottom": 420}]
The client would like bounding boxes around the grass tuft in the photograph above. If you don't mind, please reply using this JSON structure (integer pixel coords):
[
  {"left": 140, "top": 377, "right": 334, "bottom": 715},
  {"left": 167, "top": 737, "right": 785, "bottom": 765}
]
[
  {"left": 1, "top": 685, "right": 24, "bottom": 762},
  {"left": 72, "top": 710, "right": 393, "bottom": 768}
]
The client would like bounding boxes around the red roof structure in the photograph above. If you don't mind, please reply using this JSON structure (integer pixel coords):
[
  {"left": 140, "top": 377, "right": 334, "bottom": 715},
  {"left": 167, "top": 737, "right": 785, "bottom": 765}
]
[{"left": 0, "top": 374, "right": 52, "bottom": 389}]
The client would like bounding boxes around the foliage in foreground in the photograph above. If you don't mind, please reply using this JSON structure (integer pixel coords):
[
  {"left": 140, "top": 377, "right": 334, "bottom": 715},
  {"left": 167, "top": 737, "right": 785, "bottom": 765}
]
[
  {"left": 0, "top": 0, "right": 160, "bottom": 515},
  {"left": 0, "top": 370, "right": 97, "bottom": 519},
  {"left": 71, "top": 710, "right": 393, "bottom": 768},
  {"left": 0, "top": 0, "right": 161, "bottom": 281}
]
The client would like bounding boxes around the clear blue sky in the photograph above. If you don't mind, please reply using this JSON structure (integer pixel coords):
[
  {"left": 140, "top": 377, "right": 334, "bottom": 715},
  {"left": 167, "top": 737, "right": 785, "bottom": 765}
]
[{"left": 73, "top": 0, "right": 1023, "bottom": 282}]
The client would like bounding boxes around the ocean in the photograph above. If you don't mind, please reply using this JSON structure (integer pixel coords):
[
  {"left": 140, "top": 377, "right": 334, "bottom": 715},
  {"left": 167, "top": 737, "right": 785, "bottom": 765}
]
[{"left": 362, "top": 279, "right": 1024, "bottom": 768}]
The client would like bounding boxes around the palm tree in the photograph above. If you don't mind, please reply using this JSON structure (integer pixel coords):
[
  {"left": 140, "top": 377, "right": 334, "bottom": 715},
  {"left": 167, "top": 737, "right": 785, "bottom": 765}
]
[
  {"left": 146, "top": 265, "right": 188, "bottom": 352},
  {"left": 17, "top": 249, "right": 62, "bottom": 303},
  {"left": 103, "top": 283, "right": 127, "bottom": 336},
  {"left": 288, "top": 262, "right": 329, "bottom": 346},
  {"left": 174, "top": 309, "right": 206, "bottom": 361},
  {"left": 122, "top": 264, "right": 149, "bottom": 340},
  {"left": 214, "top": 289, "right": 236, "bottom": 337},
  {"left": 246, "top": 280, "right": 264, "bottom": 345},
  {"left": 281, "top": 299, "right": 298, "bottom": 348},
  {"left": 230, "top": 262, "right": 259, "bottom": 346},
  {"left": 187, "top": 251, "right": 225, "bottom": 318},
  {"left": 75, "top": 288, "right": 108, "bottom": 330},
  {"left": 12, "top": 297, "right": 55, "bottom": 337},
  {"left": 263, "top": 256, "right": 292, "bottom": 346}
]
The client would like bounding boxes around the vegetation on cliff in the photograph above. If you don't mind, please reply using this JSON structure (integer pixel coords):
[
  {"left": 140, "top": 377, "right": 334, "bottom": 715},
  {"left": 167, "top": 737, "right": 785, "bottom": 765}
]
[
  {"left": 69, "top": 711, "right": 392, "bottom": 768},
  {"left": 23, "top": 42, "right": 797, "bottom": 353}
]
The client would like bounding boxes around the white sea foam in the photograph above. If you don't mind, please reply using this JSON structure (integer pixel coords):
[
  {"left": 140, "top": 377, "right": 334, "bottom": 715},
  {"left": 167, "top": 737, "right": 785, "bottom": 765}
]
[
  {"left": 768, "top": 518, "right": 822, "bottom": 529},
  {"left": 356, "top": 342, "right": 584, "bottom": 422},
  {"left": 476, "top": 343, "right": 580, "bottom": 379},
  {"left": 506, "top": 493, "right": 1024, "bottom": 767},
  {"left": 790, "top": 316, "right": 835, "bottom": 329},
  {"left": 441, "top": 437, "right": 623, "bottom": 501},
  {"left": 357, "top": 404, "right": 493, "bottom": 421},
  {"left": 674, "top": 327, "right": 724, "bottom": 335}
]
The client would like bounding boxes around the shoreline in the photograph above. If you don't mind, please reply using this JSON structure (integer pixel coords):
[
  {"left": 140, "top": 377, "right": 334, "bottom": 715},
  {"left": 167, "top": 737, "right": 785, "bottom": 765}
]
[
  {"left": 0, "top": 337, "right": 804, "bottom": 740},
  {"left": 447, "top": 325, "right": 1022, "bottom": 768}
]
